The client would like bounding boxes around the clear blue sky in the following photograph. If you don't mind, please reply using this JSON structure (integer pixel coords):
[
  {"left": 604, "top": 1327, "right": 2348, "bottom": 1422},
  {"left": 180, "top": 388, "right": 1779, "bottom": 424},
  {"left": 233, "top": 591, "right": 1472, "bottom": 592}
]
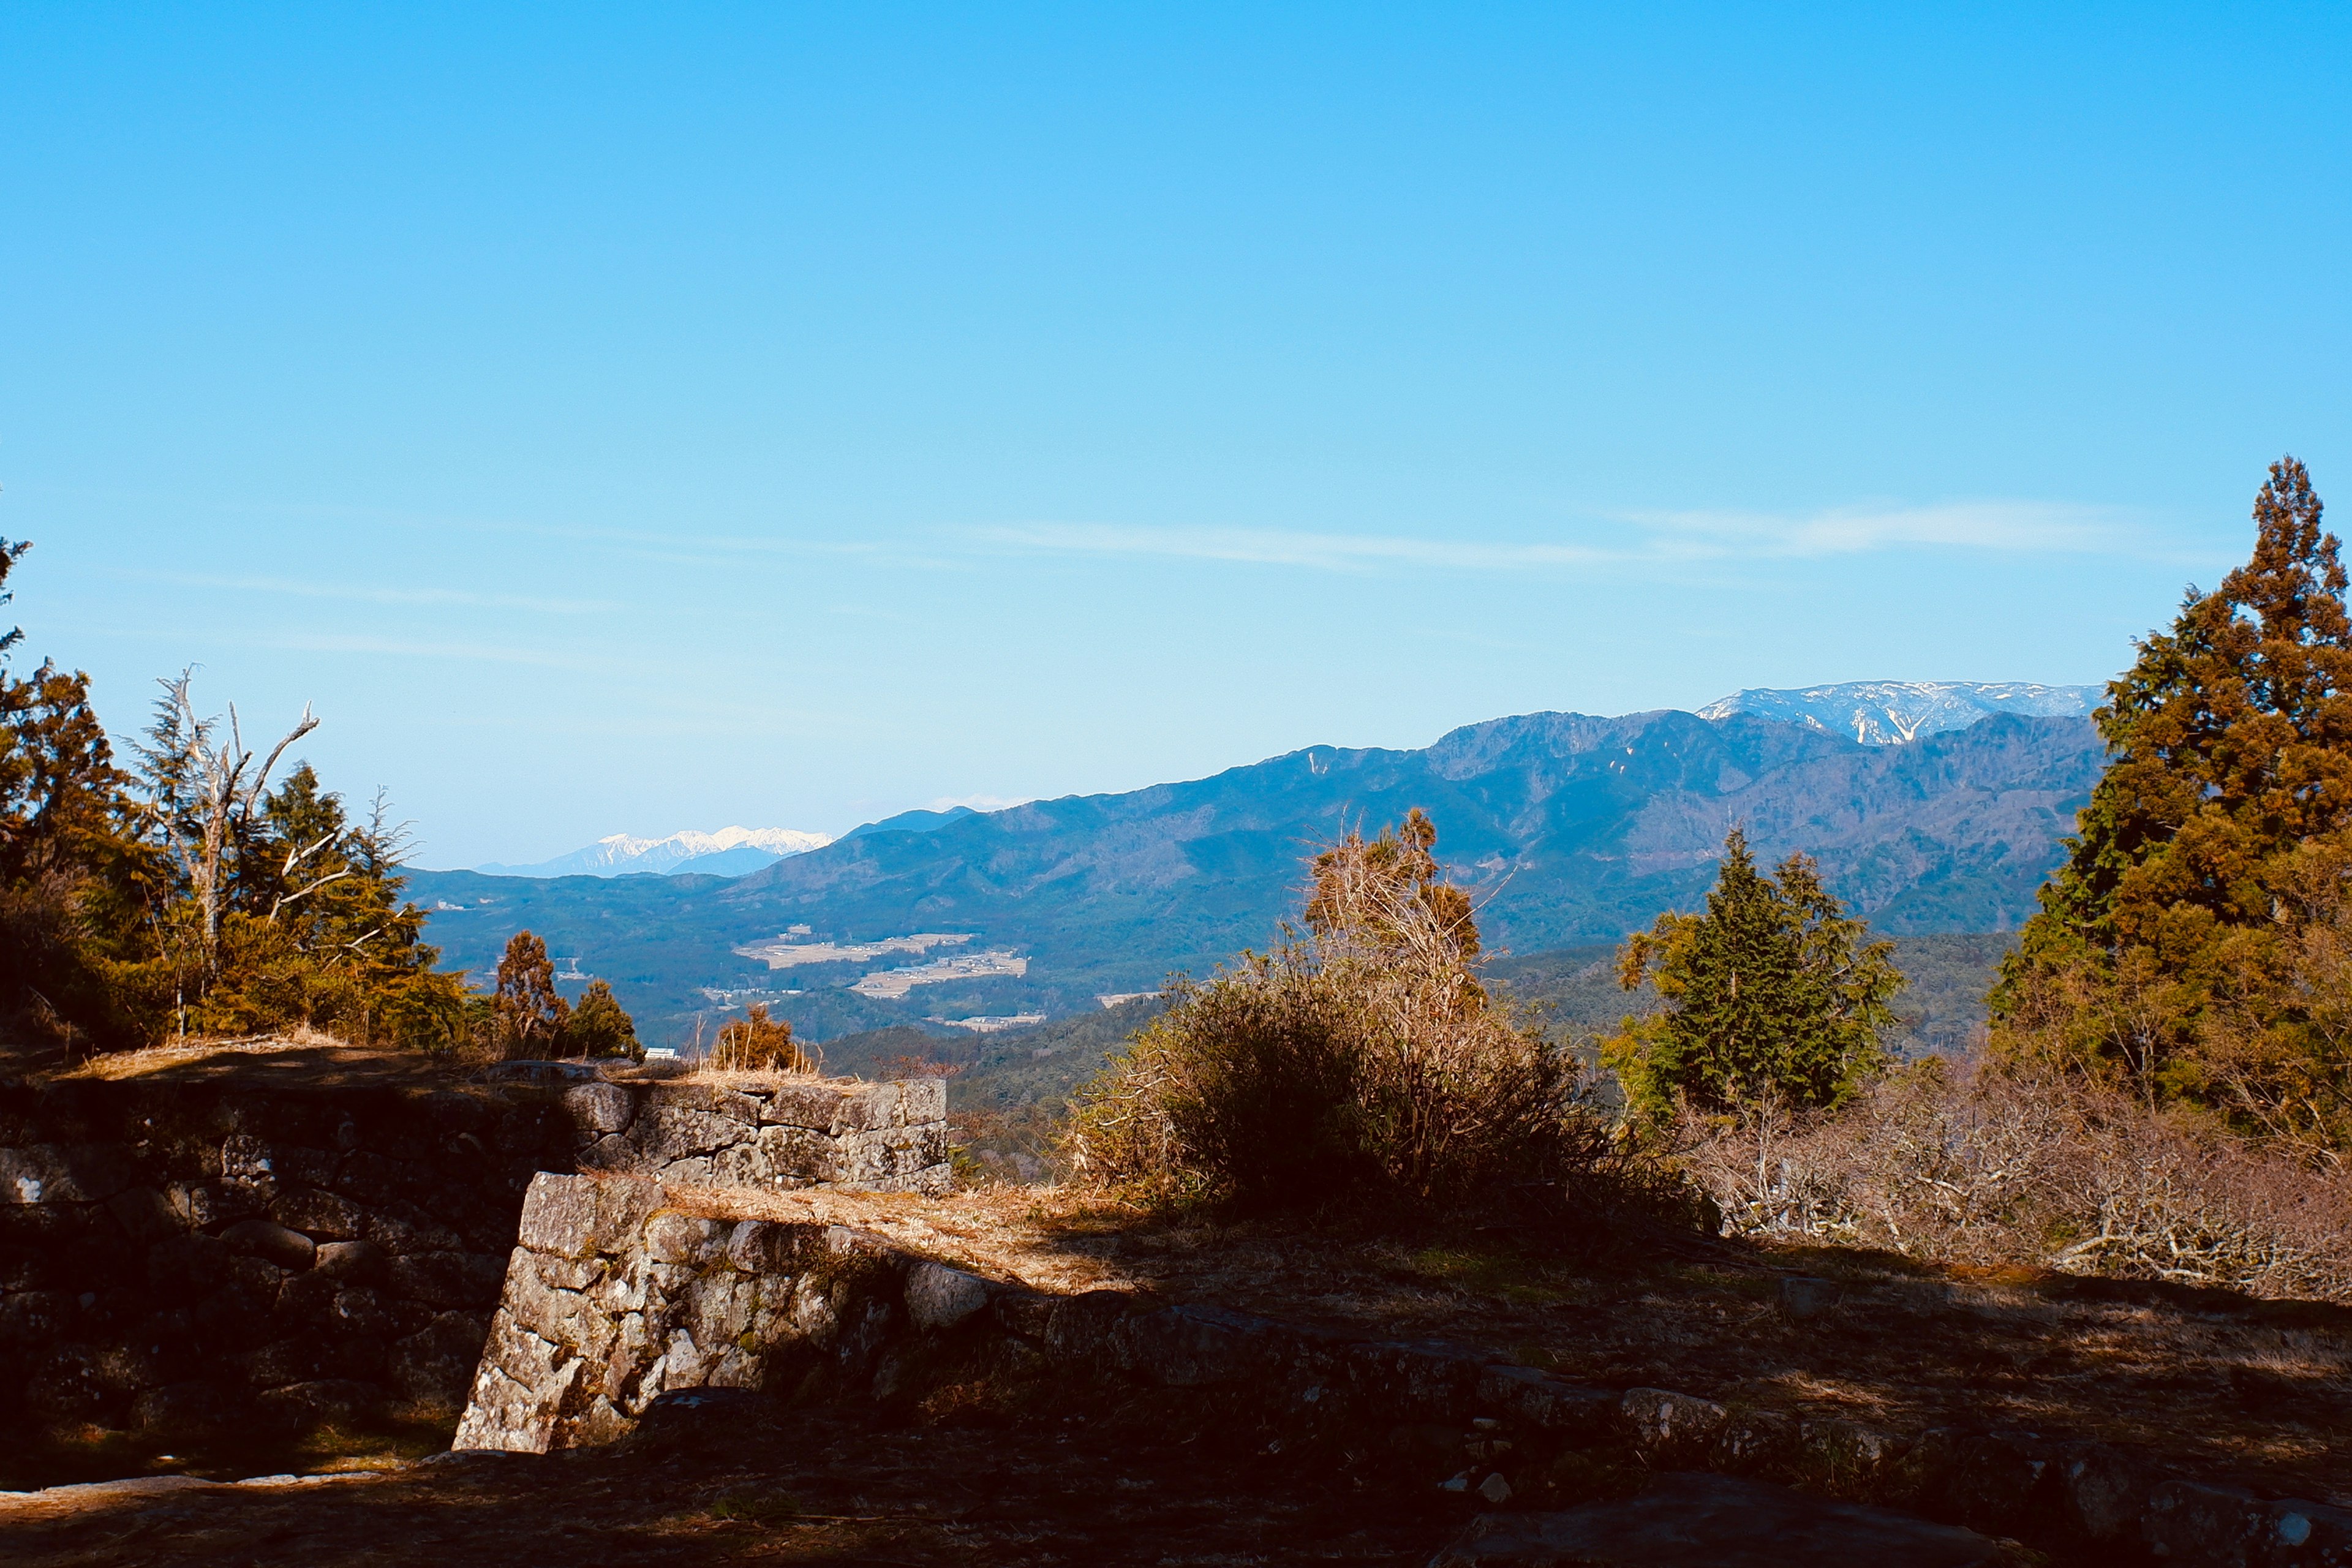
[{"left": 3, "top": 5, "right": 2346, "bottom": 867}]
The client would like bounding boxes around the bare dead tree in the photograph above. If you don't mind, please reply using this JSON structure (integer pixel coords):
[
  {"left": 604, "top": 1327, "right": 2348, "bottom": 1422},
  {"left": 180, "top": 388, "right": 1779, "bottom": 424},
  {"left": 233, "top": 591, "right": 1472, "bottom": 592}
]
[{"left": 137, "top": 671, "right": 318, "bottom": 973}]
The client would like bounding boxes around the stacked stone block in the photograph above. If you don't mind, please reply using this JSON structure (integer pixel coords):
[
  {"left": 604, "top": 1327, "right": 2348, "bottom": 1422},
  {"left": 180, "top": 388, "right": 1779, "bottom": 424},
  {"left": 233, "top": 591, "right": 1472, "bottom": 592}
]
[
  {"left": 0, "top": 1076, "right": 575, "bottom": 1437},
  {"left": 565, "top": 1076, "right": 949, "bottom": 1196}
]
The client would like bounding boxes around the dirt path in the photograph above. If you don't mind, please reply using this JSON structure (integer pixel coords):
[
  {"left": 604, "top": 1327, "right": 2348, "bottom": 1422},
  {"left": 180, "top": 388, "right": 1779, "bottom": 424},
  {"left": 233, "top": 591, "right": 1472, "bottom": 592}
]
[{"left": 2, "top": 1386, "right": 1464, "bottom": 1567}]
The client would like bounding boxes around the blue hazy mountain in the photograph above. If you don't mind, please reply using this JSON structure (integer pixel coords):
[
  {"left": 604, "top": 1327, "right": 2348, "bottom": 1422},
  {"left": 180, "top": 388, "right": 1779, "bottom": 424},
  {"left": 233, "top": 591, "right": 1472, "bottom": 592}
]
[{"left": 409, "top": 697, "right": 2107, "bottom": 1048}]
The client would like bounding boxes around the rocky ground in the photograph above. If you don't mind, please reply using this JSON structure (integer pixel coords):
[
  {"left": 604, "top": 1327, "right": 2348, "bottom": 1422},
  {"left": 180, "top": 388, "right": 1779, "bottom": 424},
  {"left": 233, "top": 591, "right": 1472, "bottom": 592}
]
[{"left": 676, "top": 1182, "right": 2352, "bottom": 1509}]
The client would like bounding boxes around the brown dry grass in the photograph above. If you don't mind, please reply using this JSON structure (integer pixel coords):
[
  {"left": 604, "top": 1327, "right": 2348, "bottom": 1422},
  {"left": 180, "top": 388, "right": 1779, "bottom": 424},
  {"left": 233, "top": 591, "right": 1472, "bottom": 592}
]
[{"left": 53, "top": 1027, "right": 353, "bottom": 1080}]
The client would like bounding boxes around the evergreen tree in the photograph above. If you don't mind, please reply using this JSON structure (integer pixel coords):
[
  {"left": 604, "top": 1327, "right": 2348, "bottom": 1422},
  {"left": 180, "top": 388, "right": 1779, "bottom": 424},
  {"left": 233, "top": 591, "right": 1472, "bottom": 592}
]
[
  {"left": 563, "top": 979, "right": 641, "bottom": 1061},
  {"left": 493, "top": 930, "right": 568, "bottom": 1057},
  {"left": 1994, "top": 456, "right": 2352, "bottom": 1147},
  {"left": 1606, "top": 827, "right": 1901, "bottom": 1124}
]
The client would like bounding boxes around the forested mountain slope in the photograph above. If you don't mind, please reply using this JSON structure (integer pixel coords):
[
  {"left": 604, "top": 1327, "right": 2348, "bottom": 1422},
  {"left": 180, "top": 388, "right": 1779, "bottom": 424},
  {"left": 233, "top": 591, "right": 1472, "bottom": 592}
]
[{"left": 411, "top": 709, "right": 2103, "bottom": 1045}]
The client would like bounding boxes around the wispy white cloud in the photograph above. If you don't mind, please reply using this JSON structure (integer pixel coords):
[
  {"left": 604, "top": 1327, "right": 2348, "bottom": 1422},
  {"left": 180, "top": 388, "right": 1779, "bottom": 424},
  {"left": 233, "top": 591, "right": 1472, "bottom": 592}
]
[
  {"left": 978, "top": 500, "right": 2143, "bottom": 576},
  {"left": 116, "top": 571, "right": 618, "bottom": 615},
  {"left": 978, "top": 522, "right": 1621, "bottom": 573},
  {"left": 1634, "top": 500, "right": 2134, "bottom": 557},
  {"left": 249, "top": 632, "right": 598, "bottom": 668}
]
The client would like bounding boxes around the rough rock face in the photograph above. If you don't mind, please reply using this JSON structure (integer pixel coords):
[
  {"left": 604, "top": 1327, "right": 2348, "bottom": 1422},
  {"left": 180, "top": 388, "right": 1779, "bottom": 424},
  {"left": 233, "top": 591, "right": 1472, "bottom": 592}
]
[
  {"left": 567, "top": 1077, "right": 949, "bottom": 1196},
  {"left": 0, "top": 1076, "right": 576, "bottom": 1438},
  {"left": 1, "top": 1066, "right": 951, "bottom": 1442},
  {"left": 453, "top": 1173, "right": 929, "bottom": 1452}
]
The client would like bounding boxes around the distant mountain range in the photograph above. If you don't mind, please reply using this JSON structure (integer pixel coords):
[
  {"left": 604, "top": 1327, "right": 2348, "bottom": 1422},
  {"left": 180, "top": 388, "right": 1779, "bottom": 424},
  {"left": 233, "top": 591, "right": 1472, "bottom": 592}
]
[
  {"left": 409, "top": 680, "right": 2111, "bottom": 1049},
  {"left": 478, "top": 825, "right": 832, "bottom": 879},
  {"left": 1696, "top": 680, "right": 2100, "bottom": 745}
]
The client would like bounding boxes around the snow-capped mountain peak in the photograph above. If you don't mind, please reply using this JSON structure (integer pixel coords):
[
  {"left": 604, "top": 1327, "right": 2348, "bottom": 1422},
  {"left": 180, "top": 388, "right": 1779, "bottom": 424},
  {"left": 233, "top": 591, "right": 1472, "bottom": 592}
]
[
  {"left": 478, "top": 826, "right": 832, "bottom": 879},
  {"left": 1694, "top": 680, "right": 2101, "bottom": 745}
]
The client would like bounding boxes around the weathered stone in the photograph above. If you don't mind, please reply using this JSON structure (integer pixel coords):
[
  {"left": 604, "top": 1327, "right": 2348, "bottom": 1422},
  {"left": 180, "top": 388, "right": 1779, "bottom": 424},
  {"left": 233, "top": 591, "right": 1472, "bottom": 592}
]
[
  {"left": 745, "top": 1123, "right": 835, "bottom": 1183},
  {"left": 858, "top": 1164, "right": 954, "bottom": 1196},
  {"left": 618, "top": 1385, "right": 775, "bottom": 1457},
  {"left": 391, "top": 1311, "right": 492, "bottom": 1409},
  {"left": 904, "top": 1261, "right": 991, "bottom": 1330},
  {"left": 313, "top": 1238, "right": 389, "bottom": 1284},
  {"left": 894, "top": 1077, "right": 947, "bottom": 1126},
  {"left": 486, "top": 1060, "right": 605, "bottom": 1085},
  {"left": 1473, "top": 1364, "right": 1616, "bottom": 1439},
  {"left": 1345, "top": 1340, "right": 1488, "bottom": 1420},
  {"left": 168, "top": 1178, "right": 268, "bottom": 1231},
  {"left": 146, "top": 1232, "right": 230, "bottom": 1294},
  {"left": 0, "top": 1288, "right": 78, "bottom": 1341},
  {"left": 2049, "top": 1441, "right": 2160, "bottom": 1546},
  {"left": 757, "top": 1079, "right": 851, "bottom": 1131},
  {"left": 635, "top": 1107, "right": 750, "bottom": 1164},
  {"left": 24, "top": 1346, "right": 112, "bottom": 1418},
  {"left": 725, "top": 1219, "right": 806, "bottom": 1274},
  {"left": 1041, "top": 1289, "right": 1132, "bottom": 1359},
  {"left": 592, "top": 1176, "right": 665, "bottom": 1254},
  {"left": 453, "top": 1357, "right": 560, "bottom": 1453},
  {"left": 1430, "top": 1472, "right": 2017, "bottom": 1567},
  {"left": 685, "top": 1272, "right": 758, "bottom": 1349},
  {"left": 1714, "top": 1409, "right": 1800, "bottom": 1474},
  {"left": 667, "top": 1082, "right": 767, "bottom": 1122},
  {"left": 645, "top": 1209, "right": 727, "bottom": 1265},
  {"left": 574, "top": 1134, "right": 632, "bottom": 1171},
  {"left": 829, "top": 1082, "right": 902, "bottom": 1134},
  {"left": 990, "top": 1289, "right": 1057, "bottom": 1342},
  {"left": 366, "top": 1197, "right": 464, "bottom": 1254},
  {"left": 562, "top": 1083, "right": 636, "bottom": 1137},
  {"left": 1798, "top": 1417, "right": 1910, "bottom": 1482},
  {"left": 1893, "top": 1430, "right": 2054, "bottom": 1535},
  {"left": 220, "top": 1218, "right": 317, "bottom": 1272},
  {"left": 2143, "top": 1479, "right": 2352, "bottom": 1565},
  {"left": 271, "top": 1187, "right": 366, "bottom": 1240},
  {"left": 1117, "top": 1303, "right": 1287, "bottom": 1387},
  {"left": 1, "top": 1143, "right": 135, "bottom": 1205},
  {"left": 388, "top": 1250, "right": 505, "bottom": 1309},
  {"left": 514, "top": 1173, "right": 600, "bottom": 1258},
  {"left": 104, "top": 1185, "right": 182, "bottom": 1245},
  {"left": 328, "top": 1285, "right": 402, "bottom": 1342},
  {"left": 1621, "top": 1387, "right": 1730, "bottom": 1466}
]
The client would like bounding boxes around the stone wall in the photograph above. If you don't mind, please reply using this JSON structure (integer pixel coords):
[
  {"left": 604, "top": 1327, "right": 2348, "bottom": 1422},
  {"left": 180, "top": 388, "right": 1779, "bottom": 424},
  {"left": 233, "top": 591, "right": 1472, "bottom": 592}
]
[
  {"left": 459, "top": 1172, "right": 2352, "bottom": 1567},
  {"left": 557, "top": 1072, "right": 948, "bottom": 1196},
  {"left": 0, "top": 1065, "right": 951, "bottom": 1444},
  {"left": 0, "top": 1074, "right": 577, "bottom": 1439}
]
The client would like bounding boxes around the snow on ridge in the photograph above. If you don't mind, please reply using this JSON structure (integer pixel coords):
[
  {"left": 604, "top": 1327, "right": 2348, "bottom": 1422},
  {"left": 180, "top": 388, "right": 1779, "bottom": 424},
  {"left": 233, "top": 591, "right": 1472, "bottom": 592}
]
[
  {"left": 480, "top": 826, "right": 834, "bottom": 878},
  {"left": 1694, "top": 680, "right": 2101, "bottom": 746}
]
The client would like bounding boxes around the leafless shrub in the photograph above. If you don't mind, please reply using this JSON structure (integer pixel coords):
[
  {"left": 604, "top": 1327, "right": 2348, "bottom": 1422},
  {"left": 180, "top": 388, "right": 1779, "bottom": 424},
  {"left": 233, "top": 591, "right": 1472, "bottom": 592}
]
[
  {"left": 1066, "top": 820, "right": 1622, "bottom": 1212},
  {"left": 1681, "top": 1061, "right": 2352, "bottom": 1302},
  {"left": 709, "top": 1003, "right": 808, "bottom": 1074}
]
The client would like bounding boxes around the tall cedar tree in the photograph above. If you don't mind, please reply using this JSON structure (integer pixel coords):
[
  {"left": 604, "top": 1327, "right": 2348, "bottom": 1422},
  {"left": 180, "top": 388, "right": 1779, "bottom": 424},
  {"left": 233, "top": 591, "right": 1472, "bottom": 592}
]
[
  {"left": 1993, "top": 457, "right": 2352, "bottom": 1148},
  {"left": 493, "top": 930, "right": 568, "bottom": 1057},
  {"left": 1607, "top": 827, "right": 1901, "bottom": 1124}
]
